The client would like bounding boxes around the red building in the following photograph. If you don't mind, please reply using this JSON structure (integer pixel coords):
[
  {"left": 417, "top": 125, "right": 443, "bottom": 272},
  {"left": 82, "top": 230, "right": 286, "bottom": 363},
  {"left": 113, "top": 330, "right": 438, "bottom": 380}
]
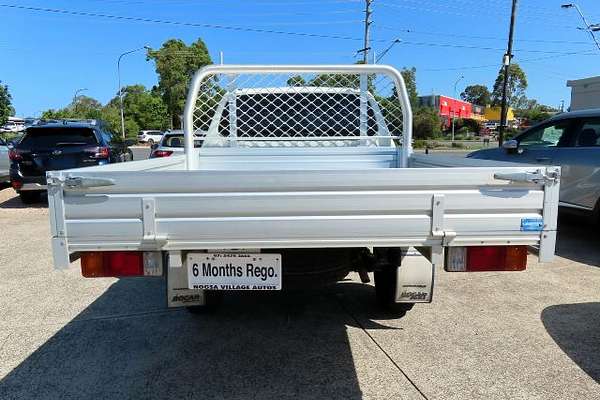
[{"left": 419, "top": 95, "right": 473, "bottom": 127}]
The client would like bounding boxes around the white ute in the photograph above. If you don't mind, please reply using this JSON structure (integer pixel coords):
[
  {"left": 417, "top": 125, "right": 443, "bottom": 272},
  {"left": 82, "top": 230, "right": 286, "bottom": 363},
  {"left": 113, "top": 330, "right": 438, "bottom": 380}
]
[{"left": 47, "top": 65, "right": 560, "bottom": 313}]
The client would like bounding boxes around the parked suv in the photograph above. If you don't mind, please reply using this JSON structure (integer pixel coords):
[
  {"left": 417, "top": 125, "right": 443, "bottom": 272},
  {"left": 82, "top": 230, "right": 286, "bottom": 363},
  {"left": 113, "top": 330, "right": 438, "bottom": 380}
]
[
  {"left": 137, "top": 130, "right": 164, "bottom": 145},
  {"left": 468, "top": 109, "right": 600, "bottom": 219},
  {"left": 9, "top": 119, "right": 133, "bottom": 203}
]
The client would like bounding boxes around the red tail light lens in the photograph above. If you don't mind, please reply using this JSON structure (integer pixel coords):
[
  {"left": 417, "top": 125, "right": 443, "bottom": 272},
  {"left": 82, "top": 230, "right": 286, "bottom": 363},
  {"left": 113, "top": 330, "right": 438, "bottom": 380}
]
[
  {"left": 446, "top": 246, "right": 527, "bottom": 272},
  {"left": 86, "top": 146, "right": 110, "bottom": 159},
  {"left": 8, "top": 149, "right": 22, "bottom": 161},
  {"left": 151, "top": 150, "right": 173, "bottom": 158},
  {"left": 81, "top": 251, "right": 142, "bottom": 277},
  {"left": 81, "top": 251, "right": 163, "bottom": 278},
  {"left": 11, "top": 180, "right": 23, "bottom": 190}
]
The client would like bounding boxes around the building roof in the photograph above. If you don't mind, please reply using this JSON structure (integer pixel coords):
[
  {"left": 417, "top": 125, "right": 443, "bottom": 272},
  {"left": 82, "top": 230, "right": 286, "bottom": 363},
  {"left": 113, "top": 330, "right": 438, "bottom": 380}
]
[{"left": 567, "top": 76, "right": 600, "bottom": 87}]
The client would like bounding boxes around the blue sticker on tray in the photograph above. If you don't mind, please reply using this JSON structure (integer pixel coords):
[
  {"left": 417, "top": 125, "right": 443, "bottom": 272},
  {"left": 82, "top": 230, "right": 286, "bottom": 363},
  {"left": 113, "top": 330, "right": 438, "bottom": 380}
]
[{"left": 520, "top": 218, "right": 543, "bottom": 232}]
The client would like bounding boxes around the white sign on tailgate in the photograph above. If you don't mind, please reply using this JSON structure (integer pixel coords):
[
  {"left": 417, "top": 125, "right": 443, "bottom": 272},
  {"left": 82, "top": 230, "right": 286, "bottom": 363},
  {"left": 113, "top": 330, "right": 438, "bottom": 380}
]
[{"left": 187, "top": 253, "right": 282, "bottom": 290}]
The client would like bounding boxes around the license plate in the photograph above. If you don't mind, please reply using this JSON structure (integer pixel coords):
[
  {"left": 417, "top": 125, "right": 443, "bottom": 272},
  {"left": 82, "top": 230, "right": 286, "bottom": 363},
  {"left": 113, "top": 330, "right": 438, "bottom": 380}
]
[{"left": 187, "top": 253, "right": 282, "bottom": 290}]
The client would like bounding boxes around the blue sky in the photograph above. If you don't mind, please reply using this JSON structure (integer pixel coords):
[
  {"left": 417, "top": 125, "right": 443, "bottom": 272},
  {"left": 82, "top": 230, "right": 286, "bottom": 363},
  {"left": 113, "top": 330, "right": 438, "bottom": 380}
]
[{"left": 1, "top": 0, "right": 600, "bottom": 116}]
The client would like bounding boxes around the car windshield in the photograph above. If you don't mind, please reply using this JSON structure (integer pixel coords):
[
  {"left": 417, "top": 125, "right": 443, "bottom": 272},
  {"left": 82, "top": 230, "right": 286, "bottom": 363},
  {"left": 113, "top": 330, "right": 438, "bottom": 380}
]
[{"left": 19, "top": 127, "right": 98, "bottom": 148}]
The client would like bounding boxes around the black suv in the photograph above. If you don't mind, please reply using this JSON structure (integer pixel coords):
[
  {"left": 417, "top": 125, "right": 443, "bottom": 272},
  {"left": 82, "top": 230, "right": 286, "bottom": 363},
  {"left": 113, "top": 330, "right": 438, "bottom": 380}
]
[{"left": 9, "top": 119, "right": 133, "bottom": 203}]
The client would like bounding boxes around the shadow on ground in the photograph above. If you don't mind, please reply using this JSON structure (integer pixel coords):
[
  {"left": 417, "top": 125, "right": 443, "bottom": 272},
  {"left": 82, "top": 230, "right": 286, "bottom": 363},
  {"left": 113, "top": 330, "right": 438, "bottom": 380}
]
[
  {"left": 0, "top": 195, "right": 47, "bottom": 209},
  {"left": 555, "top": 213, "right": 600, "bottom": 267},
  {"left": 0, "top": 278, "right": 402, "bottom": 400},
  {"left": 542, "top": 302, "right": 600, "bottom": 383}
]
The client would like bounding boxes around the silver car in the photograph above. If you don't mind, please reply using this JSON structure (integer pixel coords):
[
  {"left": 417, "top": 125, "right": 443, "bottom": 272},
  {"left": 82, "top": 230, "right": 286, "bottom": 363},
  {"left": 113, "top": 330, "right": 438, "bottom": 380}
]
[
  {"left": 149, "top": 131, "right": 203, "bottom": 158},
  {"left": 469, "top": 109, "right": 600, "bottom": 219},
  {"left": 0, "top": 137, "right": 10, "bottom": 183}
]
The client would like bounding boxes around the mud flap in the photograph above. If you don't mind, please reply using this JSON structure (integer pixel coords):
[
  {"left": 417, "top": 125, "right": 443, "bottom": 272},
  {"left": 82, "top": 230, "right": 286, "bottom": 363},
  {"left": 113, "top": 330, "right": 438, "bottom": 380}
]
[
  {"left": 166, "top": 251, "right": 206, "bottom": 307},
  {"left": 394, "top": 248, "right": 434, "bottom": 303}
]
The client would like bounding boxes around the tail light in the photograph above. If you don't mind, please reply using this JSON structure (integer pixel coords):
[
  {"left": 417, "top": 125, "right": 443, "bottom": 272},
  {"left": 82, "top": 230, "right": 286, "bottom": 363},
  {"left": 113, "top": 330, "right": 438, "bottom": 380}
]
[
  {"left": 446, "top": 246, "right": 527, "bottom": 272},
  {"left": 86, "top": 146, "right": 110, "bottom": 159},
  {"left": 8, "top": 149, "right": 22, "bottom": 161},
  {"left": 80, "top": 251, "right": 162, "bottom": 278},
  {"left": 11, "top": 180, "right": 23, "bottom": 190},
  {"left": 151, "top": 150, "right": 173, "bottom": 158}
]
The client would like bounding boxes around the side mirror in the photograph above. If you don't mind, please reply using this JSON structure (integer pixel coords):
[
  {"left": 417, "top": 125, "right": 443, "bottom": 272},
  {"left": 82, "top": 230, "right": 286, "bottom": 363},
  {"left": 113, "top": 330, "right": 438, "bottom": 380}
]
[
  {"left": 502, "top": 139, "right": 518, "bottom": 150},
  {"left": 151, "top": 143, "right": 158, "bottom": 150}
]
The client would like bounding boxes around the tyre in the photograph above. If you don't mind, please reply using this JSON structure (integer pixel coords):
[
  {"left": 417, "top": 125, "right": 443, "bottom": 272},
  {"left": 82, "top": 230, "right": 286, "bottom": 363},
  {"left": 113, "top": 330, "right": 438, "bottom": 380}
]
[
  {"left": 374, "top": 267, "right": 397, "bottom": 308},
  {"left": 19, "top": 191, "right": 40, "bottom": 204},
  {"left": 374, "top": 248, "right": 414, "bottom": 315},
  {"left": 186, "top": 291, "right": 222, "bottom": 314},
  {"left": 147, "top": 139, "right": 154, "bottom": 146}
]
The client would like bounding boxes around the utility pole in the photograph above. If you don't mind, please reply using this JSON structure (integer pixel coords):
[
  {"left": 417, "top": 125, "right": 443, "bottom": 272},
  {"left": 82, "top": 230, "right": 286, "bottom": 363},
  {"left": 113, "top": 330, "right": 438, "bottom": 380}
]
[
  {"left": 361, "top": 0, "right": 373, "bottom": 63},
  {"left": 498, "top": 0, "right": 518, "bottom": 147}
]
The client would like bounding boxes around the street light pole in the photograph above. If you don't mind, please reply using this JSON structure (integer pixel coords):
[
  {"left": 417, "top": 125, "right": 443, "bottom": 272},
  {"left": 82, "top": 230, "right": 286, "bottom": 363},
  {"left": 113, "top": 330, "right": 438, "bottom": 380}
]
[
  {"left": 452, "top": 75, "right": 464, "bottom": 143},
  {"left": 117, "top": 45, "right": 150, "bottom": 138},
  {"left": 499, "top": 0, "right": 519, "bottom": 147},
  {"left": 561, "top": 3, "right": 600, "bottom": 51}
]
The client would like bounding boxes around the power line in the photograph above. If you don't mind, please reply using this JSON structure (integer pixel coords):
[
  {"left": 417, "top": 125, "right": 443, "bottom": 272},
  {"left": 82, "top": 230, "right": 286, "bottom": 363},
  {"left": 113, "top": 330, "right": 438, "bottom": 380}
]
[
  {"left": 0, "top": 3, "right": 382, "bottom": 43},
  {"left": 377, "top": 1, "right": 579, "bottom": 30},
  {"left": 374, "top": 23, "right": 596, "bottom": 46},
  {"left": 2, "top": 3, "right": 599, "bottom": 58}
]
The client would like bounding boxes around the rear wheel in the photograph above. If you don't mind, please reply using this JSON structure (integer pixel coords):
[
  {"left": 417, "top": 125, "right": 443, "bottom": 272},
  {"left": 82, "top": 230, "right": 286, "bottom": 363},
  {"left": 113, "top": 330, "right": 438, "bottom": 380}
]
[
  {"left": 186, "top": 291, "right": 223, "bottom": 314},
  {"left": 19, "top": 191, "right": 40, "bottom": 204},
  {"left": 374, "top": 267, "right": 397, "bottom": 308}
]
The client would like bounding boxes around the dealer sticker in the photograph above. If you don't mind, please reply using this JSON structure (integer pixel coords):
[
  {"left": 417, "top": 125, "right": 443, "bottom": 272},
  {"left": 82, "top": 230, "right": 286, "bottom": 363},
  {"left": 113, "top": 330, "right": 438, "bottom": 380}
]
[
  {"left": 520, "top": 218, "right": 543, "bottom": 232},
  {"left": 187, "top": 253, "right": 282, "bottom": 290}
]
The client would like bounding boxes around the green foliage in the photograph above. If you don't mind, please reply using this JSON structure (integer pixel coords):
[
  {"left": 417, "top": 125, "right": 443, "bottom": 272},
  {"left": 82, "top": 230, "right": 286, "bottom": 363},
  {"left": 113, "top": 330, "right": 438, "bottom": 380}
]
[
  {"left": 514, "top": 98, "right": 556, "bottom": 124},
  {"left": 287, "top": 75, "right": 306, "bottom": 87},
  {"left": 413, "top": 106, "right": 441, "bottom": 139},
  {"left": 0, "top": 82, "right": 14, "bottom": 126},
  {"left": 460, "top": 84, "right": 491, "bottom": 106},
  {"left": 457, "top": 126, "right": 469, "bottom": 135},
  {"left": 491, "top": 63, "right": 528, "bottom": 108},
  {"left": 400, "top": 67, "right": 418, "bottom": 110},
  {"left": 40, "top": 86, "right": 169, "bottom": 139},
  {"left": 454, "top": 118, "right": 481, "bottom": 134},
  {"left": 41, "top": 95, "right": 102, "bottom": 120},
  {"left": 147, "top": 38, "right": 212, "bottom": 128},
  {"left": 108, "top": 84, "right": 170, "bottom": 136}
]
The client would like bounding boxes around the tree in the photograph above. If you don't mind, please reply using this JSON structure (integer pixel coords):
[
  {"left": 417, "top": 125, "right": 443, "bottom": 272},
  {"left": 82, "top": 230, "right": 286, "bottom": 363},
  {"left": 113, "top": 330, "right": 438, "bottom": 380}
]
[
  {"left": 41, "top": 95, "right": 102, "bottom": 120},
  {"left": 460, "top": 84, "right": 491, "bottom": 106},
  {"left": 0, "top": 82, "right": 13, "bottom": 126},
  {"left": 287, "top": 75, "right": 306, "bottom": 87},
  {"left": 400, "top": 67, "right": 418, "bottom": 110},
  {"left": 514, "top": 98, "right": 556, "bottom": 124},
  {"left": 106, "top": 84, "right": 170, "bottom": 136},
  {"left": 413, "top": 107, "right": 441, "bottom": 139},
  {"left": 147, "top": 38, "right": 212, "bottom": 128},
  {"left": 491, "top": 63, "right": 528, "bottom": 108}
]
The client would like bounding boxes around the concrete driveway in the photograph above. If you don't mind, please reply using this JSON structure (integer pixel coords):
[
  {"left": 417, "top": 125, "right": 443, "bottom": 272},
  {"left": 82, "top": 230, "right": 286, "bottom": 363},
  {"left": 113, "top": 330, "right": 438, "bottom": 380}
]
[{"left": 0, "top": 187, "right": 598, "bottom": 399}]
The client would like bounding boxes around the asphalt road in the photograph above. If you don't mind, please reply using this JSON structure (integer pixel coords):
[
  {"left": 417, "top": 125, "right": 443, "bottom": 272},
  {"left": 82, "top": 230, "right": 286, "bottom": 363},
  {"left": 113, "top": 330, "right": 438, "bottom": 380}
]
[{"left": 0, "top": 185, "right": 599, "bottom": 399}]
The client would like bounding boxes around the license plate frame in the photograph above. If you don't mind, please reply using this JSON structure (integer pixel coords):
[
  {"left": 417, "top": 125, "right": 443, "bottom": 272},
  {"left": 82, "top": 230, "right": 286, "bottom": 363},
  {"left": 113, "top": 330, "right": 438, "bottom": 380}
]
[{"left": 187, "top": 253, "right": 282, "bottom": 290}]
